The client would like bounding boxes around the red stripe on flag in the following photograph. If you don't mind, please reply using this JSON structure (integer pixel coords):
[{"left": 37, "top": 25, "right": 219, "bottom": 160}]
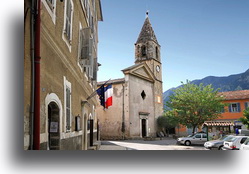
[{"left": 105, "top": 96, "right": 112, "bottom": 109}]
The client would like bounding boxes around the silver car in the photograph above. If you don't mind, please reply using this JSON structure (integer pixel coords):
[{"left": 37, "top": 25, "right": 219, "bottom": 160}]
[
  {"left": 204, "top": 135, "right": 233, "bottom": 150},
  {"left": 177, "top": 133, "right": 207, "bottom": 146}
]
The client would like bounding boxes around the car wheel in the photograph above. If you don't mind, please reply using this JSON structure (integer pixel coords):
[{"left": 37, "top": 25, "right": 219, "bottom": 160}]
[
  {"left": 218, "top": 146, "right": 223, "bottom": 150},
  {"left": 185, "top": 141, "right": 191, "bottom": 146}
]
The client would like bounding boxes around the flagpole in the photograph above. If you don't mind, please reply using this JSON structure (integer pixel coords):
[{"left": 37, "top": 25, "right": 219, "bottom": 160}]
[{"left": 86, "top": 79, "right": 111, "bottom": 101}]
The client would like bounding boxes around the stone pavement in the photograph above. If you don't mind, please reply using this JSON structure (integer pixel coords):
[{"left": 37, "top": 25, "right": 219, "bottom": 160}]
[{"left": 99, "top": 137, "right": 206, "bottom": 150}]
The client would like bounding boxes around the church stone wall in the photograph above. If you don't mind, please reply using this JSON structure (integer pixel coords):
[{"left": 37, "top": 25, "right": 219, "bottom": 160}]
[
  {"left": 97, "top": 82, "right": 128, "bottom": 140},
  {"left": 128, "top": 74, "right": 156, "bottom": 138}
]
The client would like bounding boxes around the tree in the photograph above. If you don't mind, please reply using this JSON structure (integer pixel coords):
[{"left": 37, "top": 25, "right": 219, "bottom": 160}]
[
  {"left": 157, "top": 111, "right": 179, "bottom": 136},
  {"left": 239, "top": 107, "right": 249, "bottom": 129},
  {"left": 166, "top": 81, "right": 226, "bottom": 135}
]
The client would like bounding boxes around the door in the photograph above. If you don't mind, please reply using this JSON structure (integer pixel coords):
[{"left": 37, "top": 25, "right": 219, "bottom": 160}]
[
  {"left": 142, "top": 119, "right": 147, "bottom": 137},
  {"left": 192, "top": 134, "right": 202, "bottom": 145},
  {"left": 48, "top": 102, "right": 60, "bottom": 150}
]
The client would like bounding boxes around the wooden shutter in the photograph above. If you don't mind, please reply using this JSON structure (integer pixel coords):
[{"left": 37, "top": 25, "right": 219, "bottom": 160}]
[
  {"left": 92, "top": 58, "right": 98, "bottom": 81},
  {"left": 238, "top": 103, "right": 241, "bottom": 112},
  {"left": 88, "top": 38, "right": 94, "bottom": 78},
  {"left": 65, "top": 0, "right": 72, "bottom": 40},
  {"left": 66, "top": 87, "right": 71, "bottom": 131},
  {"left": 81, "top": 28, "right": 91, "bottom": 60},
  {"left": 229, "top": 104, "right": 232, "bottom": 112}
]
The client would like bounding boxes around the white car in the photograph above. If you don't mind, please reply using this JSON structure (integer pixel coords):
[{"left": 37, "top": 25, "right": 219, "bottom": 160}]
[
  {"left": 240, "top": 137, "right": 249, "bottom": 150},
  {"left": 204, "top": 135, "right": 233, "bottom": 150},
  {"left": 177, "top": 133, "right": 207, "bottom": 146},
  {"left": 222, "top": 136, "right": 248, "bottom": 150}
]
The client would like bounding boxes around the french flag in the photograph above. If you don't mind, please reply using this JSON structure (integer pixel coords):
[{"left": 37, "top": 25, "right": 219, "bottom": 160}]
[
  {"left": 97, "top": 84, "right": 113, "bottom": 109},
  {"left": 104, "top": 85, "right": 113, "bottom": 109}
]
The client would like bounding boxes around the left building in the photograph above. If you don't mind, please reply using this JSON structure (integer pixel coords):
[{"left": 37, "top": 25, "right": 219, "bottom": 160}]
[{"left": 24, "top": 0, "right": 103, "bottom": 150}]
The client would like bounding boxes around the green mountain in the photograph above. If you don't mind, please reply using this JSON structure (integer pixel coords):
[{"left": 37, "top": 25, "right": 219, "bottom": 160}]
[{"left": 163, "top": 69, "right": 249, "bottom": 106}]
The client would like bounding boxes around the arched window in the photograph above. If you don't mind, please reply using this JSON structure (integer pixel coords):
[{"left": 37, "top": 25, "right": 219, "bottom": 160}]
[{"left": 141, "top": 45, "right": 146, "bottom": 57}]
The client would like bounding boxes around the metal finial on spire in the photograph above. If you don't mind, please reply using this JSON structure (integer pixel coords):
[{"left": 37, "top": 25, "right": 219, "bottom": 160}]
[{"left": 146, "top": 10, "right": 149, "bottom": 18}]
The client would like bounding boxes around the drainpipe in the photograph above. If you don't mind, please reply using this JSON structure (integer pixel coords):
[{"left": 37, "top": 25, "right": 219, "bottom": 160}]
[
  {"left": 34, "top": 0, "right": 41, "bottom": 150},
  {"left": 122, "top": 83, "right": 125, "bottom": 139},
  {"left": 29, "top": 0, "right": 35, "bottom": 150}
]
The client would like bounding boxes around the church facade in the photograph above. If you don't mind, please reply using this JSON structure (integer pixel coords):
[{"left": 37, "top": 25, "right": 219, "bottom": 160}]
[{"left": 96, "top": 15, "right": 163, "bottom": 140}]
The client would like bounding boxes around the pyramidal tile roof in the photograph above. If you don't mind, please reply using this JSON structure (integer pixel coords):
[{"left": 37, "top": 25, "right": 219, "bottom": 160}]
[{"left": 136, "top": 16, "right": 159, "bottom": 44}]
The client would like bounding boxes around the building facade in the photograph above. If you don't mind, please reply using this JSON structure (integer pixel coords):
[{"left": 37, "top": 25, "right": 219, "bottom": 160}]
[
  {"left": 24, "top": 0, "right": 103, "bottom": 150},
  {"left": 203, "top": 90, "right": 249, "bottom": 138},
  {"left": 96, "top": 14, "right": 163, "bottom": 140},
  {"left": 175, "top": 90, "right": 249, "bottom": 138}
]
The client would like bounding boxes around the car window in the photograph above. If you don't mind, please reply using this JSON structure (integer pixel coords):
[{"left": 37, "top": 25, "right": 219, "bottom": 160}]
[
  {"left": 202, "top": 134, "right": 207, "bottom": 138},
  {"left": 240, "top": 138, "right": 247, "bottom": 144},
  {"left": 195, "top": 134, "right": 201, "bottom": 138},
  {"left": 245, "top": 138, "right": 249, "bottom": 145},
  {"left": 223, "top": 136, "right": 234, "bottom": 141},
  {"left": 226, "top": 137, "right": 237, "bottom": 142}
]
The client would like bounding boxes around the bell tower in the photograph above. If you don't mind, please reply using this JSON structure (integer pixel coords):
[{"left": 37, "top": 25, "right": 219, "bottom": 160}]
[
  {"left": 135, "top": 12, "right": 162, "bottom": 82},
  {"left": 135, "top": 12, "right": 163, "bottom": 127}
]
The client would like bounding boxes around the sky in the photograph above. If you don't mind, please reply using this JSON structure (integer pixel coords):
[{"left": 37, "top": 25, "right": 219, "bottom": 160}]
[{"left": 98, "top": 0, "right": 249, "bottom": 92}]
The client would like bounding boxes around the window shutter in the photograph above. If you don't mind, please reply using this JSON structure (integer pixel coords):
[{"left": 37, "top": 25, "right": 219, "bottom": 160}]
[
  {"left": 81, "top": 28, "right": 91, "bottom": 60},
  {"left": 66, "top": 87, "right": 71, "bottom": 131},
  {"left": 92, "top": 58, "right": 97, "bottom": 81},
  {"left": 229, "top": 104, "right": 232, "bottom": 112},
  {"left": 88, "top": 38, "right": 94, "bottom": 78},
  {"left": 238, "top": 103, "right": 241, "bottom": 112},
  {"left": 65, "top": 0, "right": 72, "bottom": 40}
]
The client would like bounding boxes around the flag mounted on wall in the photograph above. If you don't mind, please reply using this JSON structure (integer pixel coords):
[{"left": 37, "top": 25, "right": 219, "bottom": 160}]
[{"left": 97, "top": 84, "right": 113, "bottom": 109}]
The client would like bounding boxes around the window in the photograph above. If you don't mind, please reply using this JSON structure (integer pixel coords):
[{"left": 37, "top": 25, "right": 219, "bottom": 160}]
[
  {"left": 65, "top": 0, "right": 73, "bottom": 40},
  {"left": 220, "top": 106, "right": 225, "bottom": 113},
  {"left": 240, "top": 138, "right": 247, "bottom": 144},
  {"left": 202, "top": 134, "right": 207, "bottom": 138},
  {"left": 46, "top": 0, "right": 54, "bottom": 9},
  {"left": 244, "top": 138, "right": 249, "bottom": 145},
  {"left": 141, "top": 90, "right": 146, "bottom": 100},
  {"left": 229, "top": 103, "right": 241, "bottom": 113},
  {"left": 64, "top": 77, "right": 72, "bottom": 132},
  {"left": 245, "top": 102, "right": 249, "bottom": 109},
  {"left": 195, "top": 134, "right": 201, "bottom": 138},
  {"left": 141, "top": 45, "right": 146, "bottom": 57},
  {"left": 79, "top": 27, "right": 93, "bottom": 79},
  {"left": 62, "top": 0, "right": 74, "bottom": 50},
  {"left": 66, "top": 87, "right": 71, "bottom": 131},
  {"left": 42, "top": 0, "right": 57, "bottom": 23}
]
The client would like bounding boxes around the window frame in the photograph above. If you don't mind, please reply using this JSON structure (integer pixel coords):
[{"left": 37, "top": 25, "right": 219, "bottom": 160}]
[
  {"left": 245, "top": 102, "right": 249, "bottom": 109},
  {"left": 229, "top": 103, "right": 241, "bottom": 113},
  {"left": 42, "top": 0, "right": 57, "bottom": 24},
  {"left": 62, "top": 0, "right": 74, "bottom": 52},
  {"left": 64, "top": 77, "right": 72, "bottom": 132}
]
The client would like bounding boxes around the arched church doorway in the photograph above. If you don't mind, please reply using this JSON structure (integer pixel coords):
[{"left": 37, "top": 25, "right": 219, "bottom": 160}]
[{"left": 48, "top": 102, "right": 60, "bottom": 150}]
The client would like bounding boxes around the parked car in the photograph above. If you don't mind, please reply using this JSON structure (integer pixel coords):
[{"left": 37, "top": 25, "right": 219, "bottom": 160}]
[
  {"left": 204, "top": 135, "right": 233, "bottom": 150},
  {"left": 240, "top": 137, "right": 249, "bottom": 150},
  {"left": 177, "top": 133, "right": 207, "bottom": 146},
  {"left": 222, "top": 136, "right": 248, "bottom": 150}
]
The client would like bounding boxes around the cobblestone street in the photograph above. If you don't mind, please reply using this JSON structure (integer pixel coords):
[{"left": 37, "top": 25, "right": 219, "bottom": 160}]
[{"left": 99, "top": 138, "right": 206, "bottom": 150}]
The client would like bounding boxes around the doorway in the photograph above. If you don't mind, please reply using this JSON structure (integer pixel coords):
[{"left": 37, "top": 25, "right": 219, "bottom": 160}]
[
  {"left": 142, "top": 119, "right": 147, "bottom": 137},
  {"left": 48, "top": 102, "right": 60, "bottom": 150}
]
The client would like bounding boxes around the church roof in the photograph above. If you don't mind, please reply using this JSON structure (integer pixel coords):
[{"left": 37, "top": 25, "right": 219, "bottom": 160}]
[
  {"left": 97, "top": 78, "right": 125, "bottom": 86},
  {"left": 122, "top": 63, "right": 143, "bottom": 72},
  {"left": 136, "top": 16, "right": 159, "bottom": 45}
]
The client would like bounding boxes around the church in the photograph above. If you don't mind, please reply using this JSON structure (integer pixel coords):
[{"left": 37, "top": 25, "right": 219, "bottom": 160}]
[{"left": 96, "top": 14, "right": 163, "bottom": 140}]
